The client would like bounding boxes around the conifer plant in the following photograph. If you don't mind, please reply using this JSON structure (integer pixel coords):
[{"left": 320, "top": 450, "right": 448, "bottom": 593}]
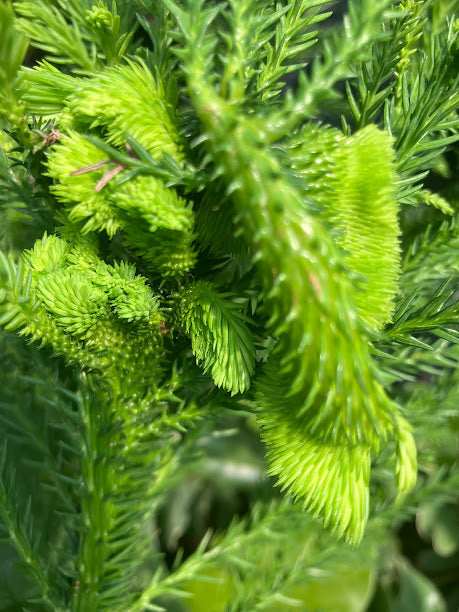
[{"left": 0, "top": 0, "right": 458, "bottom": 610}]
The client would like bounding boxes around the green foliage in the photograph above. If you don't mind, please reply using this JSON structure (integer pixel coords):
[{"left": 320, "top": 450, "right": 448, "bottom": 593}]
[
  {"left": 161, "top": 0, "right": 419, "bottom": 543},
  {"left": 176, "top": 280, "right": 255, "bottom": 395},
  {"left": 14, "top": 0, "right": 137, "bottom": 72},
  {"left": 286, "top": 122, "right": 400, "bottom": 330},
  {"left": 0, "top": 0, "right": 458, "bottom": 610},
  {"left": 0, "top": 1, "right": 28, "bottom": 124}
]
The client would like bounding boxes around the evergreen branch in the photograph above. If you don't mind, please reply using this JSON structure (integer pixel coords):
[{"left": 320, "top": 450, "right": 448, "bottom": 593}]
[
  {"left": 48, "top": 131, "right": 197, "bottom": 276},
  {"left": 0, "top": 1, "right": 28, "bottom": 124},
  {"left": 225, "top": 529, "right": 377, "bottom": 612},
  {"left": 0, "top": 251, "right": 104, "bottom": 370},
  {"left": 0, "top": 398, "right": 78, "bottom": 514},
  {"left": 176, "top": 280, "right": 256, "bottom": 395},
  {"left": 75, "top": 383, "right": 138, "bottom": 607},
  {"left": 405, "top": 368, "right": 459, "bottom": 442},
  {"left": 14, "top": 0, "right": 99, "bottom": 73},
  {"left": 345, "top": 0, "right": 427, "bottom": 129},
  {"left": 74, "top": 374, "right": 204, "bottom": 610},
  {"left": 285, "top": 122, "right": 401, "bottom": 330},
  {"left": 0, "top": 445, "right": 65, "bottom": 611},
  {"left": 160, "top": 0, "right": 221, "bottom": 82},
  {"left": 0, "top": 2, "right": 28, "bottom": 91},
  {"left": 150, "top": 468, "right": 458, "bottom": 612},
  {"left": 132, "top": 502, "right": 306, "bottom": 609},
  {"left": 0, "top": 338, "right": 82, "bottom": 591},
  {"left": 387, "top": 18, "right": 459, "bottom": 204},
  {"left": 0, "top": 124, "right": 59, "bottom": 243},
  {"left": 80, "top": 0, "right": 137, "bottom": 66},
  {"left": 264, "top": 0, "right": 396, "bottom": 140},
  {"left": 27, "top": 58, "right": 199, "bottom": 278},
  {"left": 216, "top": 0, "right": 331, "bottom": 102},
  {"left": 1, "top": 0, "right": 457, "bottom": 606},
  {"left": 385, "top": 280, "right": 459, "bottom": 349},
  {"left": 2, "top": 233, "right": 167, "bottom": 386},
  {"left": 20, "top": 59, "right": 183, "bottom": 159},
  {"left": 374, "top": 338, "right": 459, "bottom": 384},
  {"left": 218, "top": 0, "right": 281, "bottom": 102},
  {"left": 256, "top": 0, "right": 332, "bottom": 100},
  {"left": 163, "top": 0, "right": 417, "bottom": 544},
  {"left": 417, "top": 188, "right": 455, "bottom": 215},
  {"left": 135, "top": 0, "right": 178, "bottom": 90},
  {"left": 135, "top": 499, "right": 384, "bottom": 611},
  {"left": 0, "top": 251, "right": 35, "bottom": 332},
  {"left": 373, "top": 277, "right": 459, "bottom": 383},
  {"left": 401, "top": 218, "right": 459, "bottom": 289},
  {"left": 66, "top": 59, "right": 183, "bottom": 160},
  {"left": 18, "top": 61, "right": 79, "bottom": 115},
  {"left": 14, "top": 0, "right": 137, "bottom": 72},
  {"left": 73, "top": 378, "right": 124, "bottom": 610}
]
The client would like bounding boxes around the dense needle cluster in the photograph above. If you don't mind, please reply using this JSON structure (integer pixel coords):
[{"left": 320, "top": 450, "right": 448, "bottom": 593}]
[{"left": 0, "top": 0, "right": 457, "bottom": 610}]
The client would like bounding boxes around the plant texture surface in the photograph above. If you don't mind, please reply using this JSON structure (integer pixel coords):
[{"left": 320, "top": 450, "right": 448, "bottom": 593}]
[{"left": 0, "top": 0, "right": 458, "bottom": 610}]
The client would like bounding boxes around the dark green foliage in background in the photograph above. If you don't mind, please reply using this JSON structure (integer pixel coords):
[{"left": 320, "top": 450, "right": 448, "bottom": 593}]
[{"left": 0, "top": 0, "right": 458, "bottom": 610}]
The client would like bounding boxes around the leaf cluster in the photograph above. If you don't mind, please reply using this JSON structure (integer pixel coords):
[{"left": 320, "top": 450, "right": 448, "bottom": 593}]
[{"left": 0, "top": 0, "right": 457, "bottom": 609}]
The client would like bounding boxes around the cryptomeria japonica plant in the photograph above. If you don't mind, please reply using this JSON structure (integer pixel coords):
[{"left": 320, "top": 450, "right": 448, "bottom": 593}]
[{"left": 0, "top": 0, "right": 458, "bottom": 610}]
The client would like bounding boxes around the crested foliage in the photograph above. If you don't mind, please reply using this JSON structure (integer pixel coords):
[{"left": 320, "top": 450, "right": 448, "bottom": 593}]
[{"left": 0, "top": 0, "right": 458, "bottom": 609}]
